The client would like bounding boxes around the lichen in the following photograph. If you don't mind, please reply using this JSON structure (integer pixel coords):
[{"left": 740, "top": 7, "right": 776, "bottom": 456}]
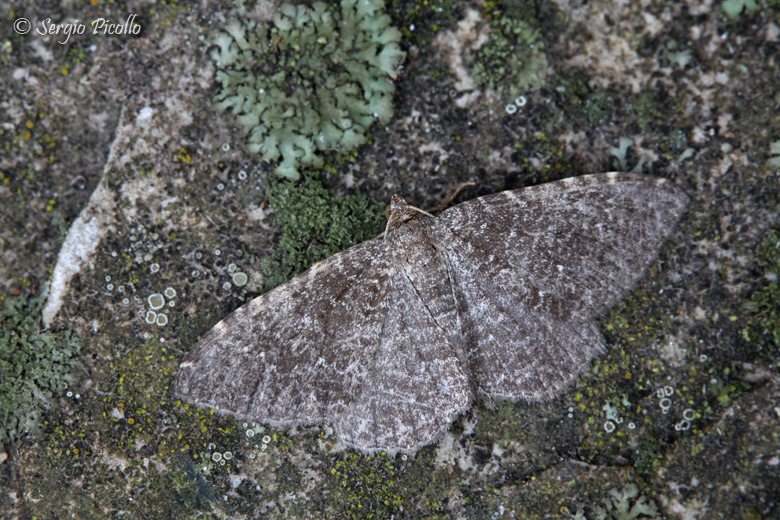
[
  {"left": 769, "top": 139, "right": 780, "bottom": 169},
  {"left": 470, "top": 9, "right": 547, "bottom": 98},
  {"left": 609, "top": 137, "right": 635, "bottom": 171},
  {"left": 721, "top": 0, "right": 759, "bottom": 20},
  {"left": 631, "top": 91, "right": 663, "bottom": 133},
  {"left": 328, "top": 452, "right": 403, "bottom": 519},
  {"left": 0, "top": 288, "right": 81, "bottom": 451},
  {"left": 554, "top": 77, "right": 616, "bottom": 126},
  {"left": 211, "top": 0, "right": 406, "bottom": 180},
  {"left": 572, "top": 484, "right": 660, "bottom": 520},
  {"left": 261, "top": 173, "right": 385, "bottom": 289},
  {"left": 743, "top": 225, "right": 780, "bottom": 347}
]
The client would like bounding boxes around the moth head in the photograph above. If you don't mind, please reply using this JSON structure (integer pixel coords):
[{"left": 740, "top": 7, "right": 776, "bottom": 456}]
[{"left": 385, "top": 194, "right": 431, "bottom": 233}]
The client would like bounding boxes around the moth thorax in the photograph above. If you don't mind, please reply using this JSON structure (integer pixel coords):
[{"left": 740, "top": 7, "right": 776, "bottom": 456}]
[{"left": 388, "top": 220, "right": 462, "bottom": 349}]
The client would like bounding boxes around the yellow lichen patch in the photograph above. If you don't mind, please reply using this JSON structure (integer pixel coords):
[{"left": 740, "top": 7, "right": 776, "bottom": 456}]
[{"left": 173, "top": 147, "right": 191, "bottom": 164}]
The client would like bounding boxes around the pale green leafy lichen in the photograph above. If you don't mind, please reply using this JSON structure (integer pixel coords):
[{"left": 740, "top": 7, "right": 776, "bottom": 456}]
[
  {"left": 593, "top": 484, "right": 660, "bottom": 520},
  {"left": 212, "top": 0, "right": 406, "bottom": 180},
  {"left": 721, "top": 0, "right": 759, "bottom": 20},
  {"left": 572, "top": 484, "right": 660, "bottom": 520},
  {"left": 768, "top": 140, "right": 780, "bottom": 169}
]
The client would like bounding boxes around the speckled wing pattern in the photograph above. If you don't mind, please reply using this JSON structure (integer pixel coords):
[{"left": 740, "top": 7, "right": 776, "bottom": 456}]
[
  {"left": 176, "top": 240, "right": 389, "bottom": 422},
  {"left": 175, "top": 238, "right": 472, "bottom": 454},
  {"left": 435, "top": 172, "right": 689, "bottom": 400},
  {"left": 337, "top": 271, "right": 472, "bottom": 453},
  {"left": 175, "top": 172, "right": 688, "bottom": 455}
]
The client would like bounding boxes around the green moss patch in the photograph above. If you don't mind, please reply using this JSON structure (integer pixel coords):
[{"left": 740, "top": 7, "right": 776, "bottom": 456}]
[
  {"left": 0, "top": 289, "right": 80, "bottom": 451},
  {"left": 261, "top": 173, "right": 385, "bottom": 289}
]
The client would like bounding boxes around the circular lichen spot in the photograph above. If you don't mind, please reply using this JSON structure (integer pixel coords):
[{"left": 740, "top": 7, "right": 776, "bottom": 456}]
[
  {"left": 145, "top": 310, "right": 157, "bottom": 324},
  {"left": 232, "top": 272, "right": 248, "bottom": 287},
  {"left": 156, "top": 313, "right": 168, "bottom": 327},
  {"left": 211, "top": 0, "right": 406, "bottom": 180},
  {"left": 148, "top": 293, "right": 165, "bottom": 310},
  {"left": 164, "top": 287, "right": 177, "bottom": 299},
  {"left": 470, "top": 15, "right": 547, "bottom": 98}
]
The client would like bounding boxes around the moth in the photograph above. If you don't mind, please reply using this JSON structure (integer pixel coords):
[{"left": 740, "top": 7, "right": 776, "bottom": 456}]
[{"left": 175, "top": 173, "right": 688, "bottom": 455}]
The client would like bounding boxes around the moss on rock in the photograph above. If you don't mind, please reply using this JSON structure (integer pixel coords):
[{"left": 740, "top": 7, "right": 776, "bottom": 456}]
[
  {"left": 261, "top": 173, "right": 385, "bottom": 289},
  {"left": 0, "top": 289, "right": 80, "bottom": 451},
  {"left": 328, "top": 452, "right": 403, "bottom": 519}
]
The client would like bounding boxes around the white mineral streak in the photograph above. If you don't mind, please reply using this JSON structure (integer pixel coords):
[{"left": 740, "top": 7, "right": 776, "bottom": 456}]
[
  {"left": 42, "top": 180, "right": 116, "bottom": 327},
  {"left": 42, "top": 107, "right": 133, "bottom": 327}
]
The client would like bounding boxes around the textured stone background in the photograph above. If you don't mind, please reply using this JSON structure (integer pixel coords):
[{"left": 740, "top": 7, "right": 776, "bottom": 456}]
[{"left": 1, "top": 0, "right": 778, "bottom": 518}]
